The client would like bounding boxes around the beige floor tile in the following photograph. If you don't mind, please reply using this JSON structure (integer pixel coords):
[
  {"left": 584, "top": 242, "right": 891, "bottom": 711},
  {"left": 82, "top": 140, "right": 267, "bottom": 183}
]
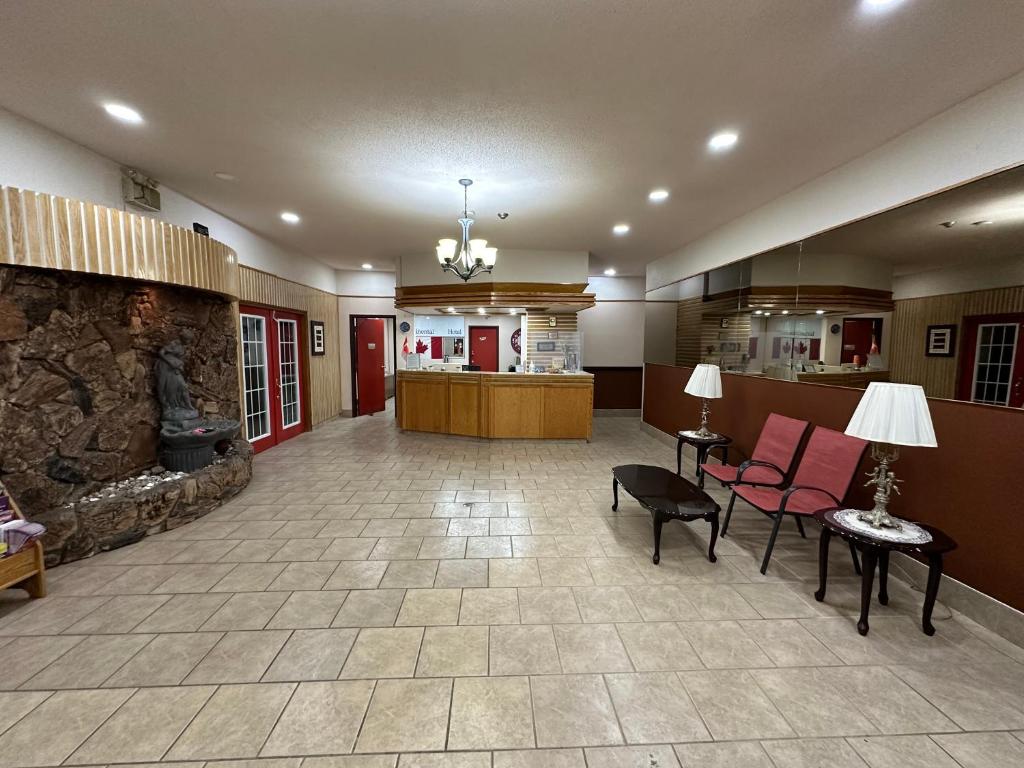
[
  {"left": 371, "top": 537, "right": 424, "bottom": 560},
  {"left": 489, "top": 518, "right": 532, "bottom": 535},
  {"left": 512, "top": 535, "right": 561, "bottom": 558},
  {"left": 460, "top": 587, "right": 520, "bottom": 625},
  {"left": 676, "top": 620, "right": 774, "bottom": 669},
  {"left": 132, "top": 592, "right": 231, "bottom": 632},
  {"left": 318, "top": 520, "right": 368, "bottom": 538},
  {"left": 448, "top": 675, "right": 535, "bottom": 749},
  {"left": 68, "top": 685, "right": 215, "bottom": 764},
  {"left": 209, "top": 561, "right": 288, "bottom": 592},
  {"left": 166, "top": 682, "right": 295, "bottom": 761},
  {"left": 604, "top": 672, "right": 709, "bottom": 743},
  {"left": 553, "top": 623, "right": 632, "bottom": 673},
  {"left": 738, "top": 619, "right": 844, "bottom": 667},
  {"left": 321, "top": 537, "right": 377, "bottom": 560},
  {"left": 264, "top": 628, "right": 359, "bottom": 681},
  {"left": 0, "top": 596, "right": 113, "bottom": 635},
  {"left": 262, "top": 680, "right": 375, "bottom": 756},
  {"left": 418, "top": 536, "right": 468, "bottom": 559},
  {"left": 0, "top": 636, "right": 84, "bottom": 689},
  {"left": 823, "top": 666, "right": 957, "bottom": 735},
  {"left": 492, "top": 748, "right": 585, "bottom": 768},
  {"left": 21, "top": 633, "right": 153, "bottom": 689},
  {"left": 94, "top": 565, "right": 183, "bottom": 595},
  {"left": 396, "top": 588, "right": 462, "bottom": 626},
  {"left": 573, "top": 586, "right": 641, "bottom": 622},
  {"left": 490, "top": 624, "right": 561, "bottom": 675},
  {"left": 333, "top": 589, "right": 406, "bottom": 627},
  {"left": 448, "top": 519, "right": 490, "bottom": 537},
  {"left": 0, "top": 691, "right": 54, "bottom": 735},
  {"left": 381, "top": 560, "right": 439, "bottom": 588},
  {"left": 761, "top": 737, "right": 871, "bottom": 768},
  {"left": 307, "top": 757, "right": 397, "bottom": 768},
  {"left": 201, "top": 591, "right": 290, "bottom": 630},
  {"left": 538, "top": 558, "right": 593, "bottom": 586},
  {"left": 61, "top": 594, "right": 170, "bottom": 633},
  {"left": 104, "top": 632, "right": 223, "bottom": 687},
  {"left": 268, "top": 560, "right": 340, "bottom": 591},
  {"left": 271, "top": 539, "right": 332, "bottom": 562},
  {"left": 531, "top": 673, "right": 623, "bottom": 748},
  {"left": 341, "top": 627, "right": 424, "bottom": 678},
  {"left": 325, "top": 561, "right": 389, "bottom": 590},
  {"left": 684, "top": 585, "right": 760, "bottom": 620},
  {"left": 152, "top": 562, "right": 239, "bottom": 592},
  {"left": 890, "top": 663, "right": 1024, "bottom": 730},
  {"left": 417, "top": 625, "right": 489, "bottom": 677},
  {"left": 220, "top": 539, "right": 287, "bottom": 562},
  {"left": 434, "top": 559, "right": 489, "bottom": 587},
  {"left": 489, "top": 559, "right": 542, "bottom": 587},
  {"left": 355, "top": 678, "right": 453, "bottom": 753},
  {"left": 679, "top": 669, "right": 795, "bottom": 741},
  {"left": 517, "top": 587, "right": 582, "bottom": 624},
  {"left": 0, "top": 688, "right": 133, "bottom": 767},
  {"left": 398, "top": 753, "right": 489, "bottom": 767},
  {"left": 584, "top": 745, "right": 682, "bottom": 768},
  {"left": 930, "top": 731, "right": 1024, "bottom": 768},
  {"left": 674, "top": 741, "right": 774, "bottom": 768},
  {"left": 585, "top": 558, "right": 648, "bottom": 586},
  {"left": 268, "top": 590, "right": 349, "bottom": 628},
  {"left": 467, "top": 536, "right": 513, "bottom": 558},
  {"left": 184, "top": 629, "right": 291, "bottom": 684},
  {"left": 846, "top": 735, "right": 960, "bottom": 768},
  {"left": 616, "top": 622, "right": 702, "bottom": 671},
  {"left": 751, "top": 668, "right": 877, "bottom": 737}
]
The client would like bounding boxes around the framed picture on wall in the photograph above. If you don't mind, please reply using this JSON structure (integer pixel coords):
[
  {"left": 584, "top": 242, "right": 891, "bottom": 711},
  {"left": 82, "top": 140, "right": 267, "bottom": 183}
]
[
  {"left": 926, "top": 324, "right": 957, "bottom": 357},
  {"left": 310, "top": 320, "right": 326, "bottom": 356}
]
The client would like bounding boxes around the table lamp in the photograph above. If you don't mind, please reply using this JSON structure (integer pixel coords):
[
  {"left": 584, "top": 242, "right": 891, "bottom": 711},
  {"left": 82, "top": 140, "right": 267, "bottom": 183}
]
[
  {"left": 844, "top": 382, "right": 937, "bottom": 529},
  {"left": 684, "top": 364, "right": 723, "bottom": 438}
]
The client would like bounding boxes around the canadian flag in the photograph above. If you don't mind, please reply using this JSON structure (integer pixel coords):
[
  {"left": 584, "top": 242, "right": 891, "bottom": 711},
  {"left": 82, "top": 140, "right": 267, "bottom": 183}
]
[{"left": 401, "top": 337, "right": 409, "bottom": 360}]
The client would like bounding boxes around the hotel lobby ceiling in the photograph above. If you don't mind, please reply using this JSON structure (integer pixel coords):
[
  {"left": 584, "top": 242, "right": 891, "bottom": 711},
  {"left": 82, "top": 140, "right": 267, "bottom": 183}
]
[{"left": 1, "top": 1, "right": 1024, "bottom": 275}]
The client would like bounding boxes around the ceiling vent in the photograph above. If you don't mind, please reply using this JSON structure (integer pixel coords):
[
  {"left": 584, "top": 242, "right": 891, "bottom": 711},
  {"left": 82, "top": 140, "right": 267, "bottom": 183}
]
[{"left": 121, "top": 167, "right": 161, "bottom": 212}]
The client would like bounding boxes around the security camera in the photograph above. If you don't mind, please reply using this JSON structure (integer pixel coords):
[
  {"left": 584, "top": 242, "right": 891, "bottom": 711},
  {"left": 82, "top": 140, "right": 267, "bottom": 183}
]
[{"left": 497, "top": 212, "right": 510, "bottom": 220}]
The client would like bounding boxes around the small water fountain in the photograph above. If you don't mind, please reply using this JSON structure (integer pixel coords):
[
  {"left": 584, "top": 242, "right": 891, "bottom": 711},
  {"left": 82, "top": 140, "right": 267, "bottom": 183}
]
[{"left": 156, "top": 335, "right": 240, "bottom": 472}]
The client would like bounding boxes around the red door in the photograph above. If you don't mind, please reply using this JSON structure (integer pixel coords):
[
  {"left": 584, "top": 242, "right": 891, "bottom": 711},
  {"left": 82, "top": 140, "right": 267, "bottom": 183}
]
[
  {"left": 957, "top": 313, "right": 1024, "bottom": 408},
  {"left": 239, "top": 305, "right": 307, "bottom": 453},
  {"left": 841, "top": 318, "right": 882, "bottom": 364},
  {"left": 469, "top": 326, "right": 499, "bottom": 372},
  {"left": 355, "top": 317, "right": 386, "bottom": 415}
]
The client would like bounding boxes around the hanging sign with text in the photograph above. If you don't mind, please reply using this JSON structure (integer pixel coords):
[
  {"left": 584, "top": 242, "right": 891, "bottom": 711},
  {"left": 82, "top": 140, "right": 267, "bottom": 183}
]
[{"left": 413, "top": 315, "right": 465, "bottom": 337}]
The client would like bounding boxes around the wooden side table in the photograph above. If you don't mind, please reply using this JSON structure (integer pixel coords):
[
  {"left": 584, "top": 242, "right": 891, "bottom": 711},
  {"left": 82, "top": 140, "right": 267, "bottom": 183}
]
[
  {"left": 0, "top": 487, "right": 47, "bottom": 599},
  {"left": 675, "top": 431, "right": 731, "bottom": 489},
  {"left": 813, "top": 508, "right": 955, "bottom": 637}
]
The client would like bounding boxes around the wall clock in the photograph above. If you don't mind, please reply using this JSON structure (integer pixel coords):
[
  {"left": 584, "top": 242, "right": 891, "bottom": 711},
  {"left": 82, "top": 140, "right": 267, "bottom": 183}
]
[
  {"left": 830, "top": 323, "right": 841, "bottom": 335},
  {"left": 399, "top": 321, "right": 411, "bottom": 333}
]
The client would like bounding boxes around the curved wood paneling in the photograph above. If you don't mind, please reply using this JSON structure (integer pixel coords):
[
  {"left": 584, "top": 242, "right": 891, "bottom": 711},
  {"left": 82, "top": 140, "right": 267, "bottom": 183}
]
[
  {"left": 395, "top": 281, "right": 595, "bottom": 311},
  {"left": 0, "top": 185, "right": 239, "bottom": 298},
  {"left": 239, "top": 266, "right": 343, "bottom": 427}
]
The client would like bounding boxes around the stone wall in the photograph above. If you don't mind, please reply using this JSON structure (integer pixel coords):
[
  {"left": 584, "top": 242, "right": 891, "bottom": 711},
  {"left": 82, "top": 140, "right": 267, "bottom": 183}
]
[{"left": 0, "top": 264, "right": 241, "bottom": 521}]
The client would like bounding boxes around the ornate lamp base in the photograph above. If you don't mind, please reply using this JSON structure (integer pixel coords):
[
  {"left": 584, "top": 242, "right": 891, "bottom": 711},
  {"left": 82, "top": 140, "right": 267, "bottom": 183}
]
[
  {"left": 691, "top": 398, "right": 719, "bottom": 439},
  {"left": 857, "top": 442, "right": 903, "bottom": 530}
]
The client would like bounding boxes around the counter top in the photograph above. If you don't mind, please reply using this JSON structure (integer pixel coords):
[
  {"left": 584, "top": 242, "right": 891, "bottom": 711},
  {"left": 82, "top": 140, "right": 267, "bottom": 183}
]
[{"left": 400, "top": 369, "right": 594, "bottom": 379}]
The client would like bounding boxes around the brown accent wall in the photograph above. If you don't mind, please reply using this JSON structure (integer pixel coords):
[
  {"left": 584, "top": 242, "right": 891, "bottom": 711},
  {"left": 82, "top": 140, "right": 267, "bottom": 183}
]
[
  {"left": 891, "top": 286, "right": 1024, "bottom": 398},
  {"left": 585, "top": 367, "right": 643, "bottom": 410},
  {"left": 239, "top": 266, "right": 342, "bottom": 427},
  {"left": 643, "top": 362, "right": 1024, "bottom": 612}
]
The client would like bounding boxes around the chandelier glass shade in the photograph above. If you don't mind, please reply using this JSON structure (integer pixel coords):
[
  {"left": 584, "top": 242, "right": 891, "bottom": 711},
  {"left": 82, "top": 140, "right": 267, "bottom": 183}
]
[{"left": 436, "top": 179, "right": 498, "bottom": 281}]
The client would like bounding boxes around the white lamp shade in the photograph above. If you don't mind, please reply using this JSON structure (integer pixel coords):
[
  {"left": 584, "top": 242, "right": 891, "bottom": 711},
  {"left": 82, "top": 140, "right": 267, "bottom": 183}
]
[
  {"left": 436, "top": 239, "right": 457, "bottom": 263},
  {"left": 684, "top": 364, "right": 722, "bottom": 399},
  {"left": 481, "top": 246, "right": 498, "bottom": 267},
  {"left": 845, "top": 382, "right": 938, "bottom": 447}
]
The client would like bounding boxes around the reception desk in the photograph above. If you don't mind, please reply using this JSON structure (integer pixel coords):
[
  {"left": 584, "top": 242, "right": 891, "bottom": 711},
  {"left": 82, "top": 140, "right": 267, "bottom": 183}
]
[{"left": 396, "top": 370, "right": 594, "bottom": 440}]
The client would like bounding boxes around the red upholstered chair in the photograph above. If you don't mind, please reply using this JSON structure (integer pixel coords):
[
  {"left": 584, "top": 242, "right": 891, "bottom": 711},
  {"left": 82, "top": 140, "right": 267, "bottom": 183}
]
[
  {"left": 701, "top": 413, "right": 809, "bottom": 489},
  {"left": 723, "top": 426, "right": 869, "bottom": 574}
]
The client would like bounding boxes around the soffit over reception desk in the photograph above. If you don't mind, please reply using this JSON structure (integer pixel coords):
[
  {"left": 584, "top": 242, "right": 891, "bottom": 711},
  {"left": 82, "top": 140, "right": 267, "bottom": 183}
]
[{"left": 396, "top": 370, "right": 593, "bottom": 440}]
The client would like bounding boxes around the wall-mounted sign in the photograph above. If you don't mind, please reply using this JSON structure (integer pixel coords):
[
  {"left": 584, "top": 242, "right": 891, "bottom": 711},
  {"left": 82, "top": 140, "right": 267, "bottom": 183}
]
[
  {"left": 310, "top": 320, "right": 326, "bottom": 356},
  {"left": 413, "top": 315, "right": 465, "bottom": 337},
  {"left": 925, "top": 324, "right": 957, "bottom": 357},
  {"left": 537, "top": 341, "right": 557, "bottom": 352}
]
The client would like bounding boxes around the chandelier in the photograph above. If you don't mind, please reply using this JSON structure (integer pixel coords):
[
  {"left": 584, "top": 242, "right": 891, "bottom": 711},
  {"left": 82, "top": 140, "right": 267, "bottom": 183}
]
[{"left": 436, "top": 178, "right": 498, "bottom": 282}]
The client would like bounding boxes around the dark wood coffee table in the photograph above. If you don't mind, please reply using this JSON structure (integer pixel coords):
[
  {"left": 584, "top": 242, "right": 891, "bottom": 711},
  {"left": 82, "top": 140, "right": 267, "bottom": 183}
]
[{"left": 612, "top": 464, "right": 720, "bottom": 565}]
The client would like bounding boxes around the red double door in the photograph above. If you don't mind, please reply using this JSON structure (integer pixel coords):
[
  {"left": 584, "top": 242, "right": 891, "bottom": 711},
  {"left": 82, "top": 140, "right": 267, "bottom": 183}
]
[{"left": 239, "top": 306, "right": 307, "bottom": 452}]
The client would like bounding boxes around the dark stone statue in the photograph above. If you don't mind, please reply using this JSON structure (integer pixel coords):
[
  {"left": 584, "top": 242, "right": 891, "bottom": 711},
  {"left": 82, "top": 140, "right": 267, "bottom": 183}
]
[{"left": 156, "top": 335, "right": 240, "bottom": 472}]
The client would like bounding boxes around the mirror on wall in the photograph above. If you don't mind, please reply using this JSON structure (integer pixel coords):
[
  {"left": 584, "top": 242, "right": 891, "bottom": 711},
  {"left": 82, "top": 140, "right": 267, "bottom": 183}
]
[{"left": 644, "top": 163, "right": 1024, "bottom": 408}]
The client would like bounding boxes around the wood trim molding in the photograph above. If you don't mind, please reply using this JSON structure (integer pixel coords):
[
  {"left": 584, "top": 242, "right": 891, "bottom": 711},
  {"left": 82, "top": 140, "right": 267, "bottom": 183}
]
[
  {"left": 395, "top": 281, "right": 596, "bottom": 311},
  {"left": 0, "top": 185, "right": 240, "bottom": 298}
]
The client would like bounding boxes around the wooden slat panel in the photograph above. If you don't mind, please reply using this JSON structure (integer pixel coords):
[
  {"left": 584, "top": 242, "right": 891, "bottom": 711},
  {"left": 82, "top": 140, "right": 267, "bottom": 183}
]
[
  {"left": 0, "top": 185, "right": 239, "bottom": 298},
  {"left": 525, "top": 314, "right": 579, "bottom": 370},
  {"left": 891, "top": 286, "right": 1024, "bottom": 398}
]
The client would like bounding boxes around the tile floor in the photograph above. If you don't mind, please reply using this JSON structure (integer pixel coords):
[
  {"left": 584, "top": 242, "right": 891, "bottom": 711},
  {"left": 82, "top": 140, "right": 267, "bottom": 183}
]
[{"left": 2, "top": 413, "right": 1024, "bottom": 768}]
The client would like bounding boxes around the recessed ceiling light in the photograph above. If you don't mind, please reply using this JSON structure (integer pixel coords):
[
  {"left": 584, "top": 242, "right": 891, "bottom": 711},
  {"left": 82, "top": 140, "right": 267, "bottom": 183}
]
[
  {"left": 102, "top": 102, "right": 143, "bottom": 124},
  {"left": 361, "top": 263, "right": 373, "bottom": 270},
  {"left": 648, "top": 188, "right": 670, "bottom": 203},
  {"left": 280, "top": 211, "right": 300, "bottom": 224},
  {"left": 477, "top": 307, "right": 486, "bottom": 314},
  {"left": 612, "top": 223, "right": 631, "bottom": 236},
  {"left": 603, "top": 268, "right": 617, "bottom": 276},
  {"left": 972, "top": 220, "right": 993, "bottom": 226},
  {"left": 816, "top": 309, "right": 826, "bottom": 315},
  {"left": 446, "top": 307, "right": 456, "bottom": 312},
  {"left": 781, "top": 310, "right": 789, "bottom": 315},
  {"left": 861, "top": 0, "right": 905, "bottom": 14},
  {"left": 214, "top": 172, "right": 236, "bottom": 181},
  {"left": 763, "top": 312, "right": 772, "bottom": 317},
  {"left": 509, "top": 308, "right": 517, "bottom": 315},
  {"left": 708, "top": 131, "right": 739, "bottom": 152},
  {"left": 753, "top": 310, "right": 763, "bottom": 315},
  {"left": 939, "top": 220, "right": 956, "bottom": 228}
]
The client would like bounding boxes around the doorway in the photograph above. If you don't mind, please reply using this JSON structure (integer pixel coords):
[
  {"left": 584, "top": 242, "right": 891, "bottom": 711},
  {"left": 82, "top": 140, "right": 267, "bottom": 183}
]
[
  {"left": 841, "top": 317, "right": 883, "bottom": 364},
  {"left": 239, "top": 305, "right": 308, "bottom": 453},
  {"left": 957, "top": 313, "right": 1024, "bottom": 407},
  {"left": 350, "top": 315, "right": 398, "bottom": 416},
  {"left": 469, "top": 325, "right": 499, "bottom": 372}
]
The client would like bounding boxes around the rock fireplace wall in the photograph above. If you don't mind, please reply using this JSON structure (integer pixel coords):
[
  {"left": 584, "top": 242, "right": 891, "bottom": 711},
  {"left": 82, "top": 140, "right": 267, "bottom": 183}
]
[{"left": 0, "top": 264, "right": 242, "bottom": 528}]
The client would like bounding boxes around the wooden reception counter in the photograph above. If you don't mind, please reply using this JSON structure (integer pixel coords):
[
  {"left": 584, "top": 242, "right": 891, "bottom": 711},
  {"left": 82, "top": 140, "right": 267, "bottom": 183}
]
[{"left": 396, "top": 370, "right": 594, "bottom": 440}]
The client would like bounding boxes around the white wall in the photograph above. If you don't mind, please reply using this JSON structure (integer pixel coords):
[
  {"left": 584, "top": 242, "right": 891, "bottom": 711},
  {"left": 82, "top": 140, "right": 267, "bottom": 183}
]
[
  {"left": 647, "top": 71, "right": 1024, "bottom": 291},
  {"left": 894, "top": 254, "right": 1024, "bottom": 299},
  {"left": 579, "top": 276, "right": 645, "bottom": 366},
  {"left": 399, "top": 249, "right": 589, "bottom": 286},
  {"left": 0, "top": 107, "right": 337, "bottom": 292},
  {"left": 752, "top": 251, "right": 893, "bottom": 291},
  {"left": 336, "top": 269, "right": 397, "bottom": 296}
]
